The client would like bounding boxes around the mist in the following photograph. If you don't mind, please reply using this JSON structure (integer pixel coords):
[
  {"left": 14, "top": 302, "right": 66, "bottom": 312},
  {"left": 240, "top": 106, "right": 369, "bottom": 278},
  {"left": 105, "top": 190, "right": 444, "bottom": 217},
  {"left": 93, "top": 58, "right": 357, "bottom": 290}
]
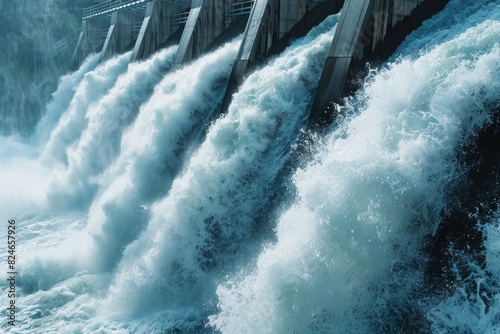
[{"left": 0, "top": 0, "right": 98, "bottom": 137}]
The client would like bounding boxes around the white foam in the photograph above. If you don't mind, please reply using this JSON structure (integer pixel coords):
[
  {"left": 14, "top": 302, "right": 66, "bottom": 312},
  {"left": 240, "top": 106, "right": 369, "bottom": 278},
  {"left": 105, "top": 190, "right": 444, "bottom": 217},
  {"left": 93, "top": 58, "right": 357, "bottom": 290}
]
[
  {"left": 84, "top": 38, "right": 242, "bottom": 272},
  {"left": 45, "top": 46, "right": 178, "bottom": 209},
  {"left": 210, "top": 15, "right": 500, "bottom": 334},
  {"left": 33, "top": 54, "right": 101, "bottom": 145},
  {"left": 42, "top": 52, "right": 131, "bottom": 165},
  {"left": 102, "top": 15, "right": 339, "bottom": 321}
]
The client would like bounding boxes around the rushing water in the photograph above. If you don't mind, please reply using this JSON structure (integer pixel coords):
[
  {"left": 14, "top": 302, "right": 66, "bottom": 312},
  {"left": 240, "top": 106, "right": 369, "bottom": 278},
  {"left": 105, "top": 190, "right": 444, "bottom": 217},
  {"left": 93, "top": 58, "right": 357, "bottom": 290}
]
[{"left": 1, "top": 1, "right": 500, "bottom": 333}]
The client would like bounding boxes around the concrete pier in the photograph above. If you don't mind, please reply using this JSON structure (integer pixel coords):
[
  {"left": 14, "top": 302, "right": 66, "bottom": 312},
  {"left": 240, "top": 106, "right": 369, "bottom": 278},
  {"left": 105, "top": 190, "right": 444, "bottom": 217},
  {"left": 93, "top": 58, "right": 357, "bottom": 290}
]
[
  {"left": 131, "top": 0, "right": 188, "bottom": 62},
  {"left": 228, "top": 0, "right": 307, "bottom": 86},
  {"left": 71, "top": 18, "right": 104, "bottom": 67},
  {"left": 311, "top": 0, "right": 451, "bottom": 124},
  {"left": 71, "top": 0, "right": 452, "bottom": 124},
  {"left": 222, "top": 0, "right": 343, "bottom": 110},
  {"left": 72, "top": 0, "right": 190, "bottom": 67},
  {"left": 311, "top": 0, "right": 372, "bottom": 122},
  {"left": 174, "top": 0, "right": 226, "bottom": 64},
  {"left": 100, "top": 11, "right": 135, "bottom": 62}
]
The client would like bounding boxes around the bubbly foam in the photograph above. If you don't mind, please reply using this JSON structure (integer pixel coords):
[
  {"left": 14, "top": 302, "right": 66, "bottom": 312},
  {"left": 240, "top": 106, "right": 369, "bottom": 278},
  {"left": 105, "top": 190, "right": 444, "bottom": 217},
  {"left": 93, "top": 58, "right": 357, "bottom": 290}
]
[
  {"left": 42, "top": 52, "right": 132, "bottom": 165},
  {"left": 103, "top": 15, "right": 339, "bottom": 320},
  {"left": 45, "top": 46, "right": 178, "bottom": 209},
  {"left": 2, "top": 1, "right": 500, "bottom": 332},
  {"left": 210, "top": 11, "right": 500, "bottom": 334},
  {"left": 33, "top": 54, "right": 101, "bottom": 145}
]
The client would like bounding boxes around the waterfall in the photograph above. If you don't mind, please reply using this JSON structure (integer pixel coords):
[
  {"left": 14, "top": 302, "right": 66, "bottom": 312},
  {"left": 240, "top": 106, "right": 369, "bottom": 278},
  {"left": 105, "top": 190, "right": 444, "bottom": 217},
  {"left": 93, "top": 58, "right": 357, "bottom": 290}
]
[{"left": 1, "top": 0, "right": 499, "bottom": 332}]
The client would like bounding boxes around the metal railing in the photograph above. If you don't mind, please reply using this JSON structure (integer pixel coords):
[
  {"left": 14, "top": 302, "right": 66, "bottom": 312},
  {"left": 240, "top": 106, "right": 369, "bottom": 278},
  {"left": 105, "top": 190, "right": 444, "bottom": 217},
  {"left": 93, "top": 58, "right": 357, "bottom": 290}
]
[
  {"left": 83, "top": 0, "right": 189, "bottom": 19},
  {"left": 83, "top": 0, "right": 149, "bottom": 19},
  {"left": 83, "top": 0, "right": 256, "bottom": 31},
  {"left": 226, "top": 0, "right": 254, "bottom": 17},
  {"left": 173, "top": 1, "right": 254, "bottom": 29},
  {"left": 173, "top": 10, "right": 190, "bottom": 27}
]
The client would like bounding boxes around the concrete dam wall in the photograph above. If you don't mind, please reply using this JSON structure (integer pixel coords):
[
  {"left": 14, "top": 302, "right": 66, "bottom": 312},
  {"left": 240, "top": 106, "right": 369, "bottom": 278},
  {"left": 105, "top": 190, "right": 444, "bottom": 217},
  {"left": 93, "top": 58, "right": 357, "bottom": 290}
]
[{"left": 72, "top": 0, "right": 450, "bottom": 124}]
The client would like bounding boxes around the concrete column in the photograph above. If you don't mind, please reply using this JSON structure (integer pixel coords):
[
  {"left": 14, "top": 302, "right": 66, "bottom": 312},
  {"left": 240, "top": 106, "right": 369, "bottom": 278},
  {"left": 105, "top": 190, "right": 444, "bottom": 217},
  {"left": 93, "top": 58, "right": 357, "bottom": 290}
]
[
  {"left": 221, "top": 0, "right": 342, "bottom": 112},
  {"left": 71, "top": 18, "right": 101, "bottom": 68},
  {"left": 227, "top": 0, "right": 338, "bottom": 88},
  {"left": 311, "top": 0, "right": 374, "bottom": 122},
  {"left": 311, "top": 0, "right": 449, "bottom": 125},
  {"left": 227, "top": 0, "right": 278, "bottom": 85},
  {"left": 131, "top": 0, "right": 186, "bottom": 62},
  {"left": 100, "top": 11, "right": 134, "bottom": 62},
  {"left": 175, "top": 0, "right": 226, "bottom": 64}
]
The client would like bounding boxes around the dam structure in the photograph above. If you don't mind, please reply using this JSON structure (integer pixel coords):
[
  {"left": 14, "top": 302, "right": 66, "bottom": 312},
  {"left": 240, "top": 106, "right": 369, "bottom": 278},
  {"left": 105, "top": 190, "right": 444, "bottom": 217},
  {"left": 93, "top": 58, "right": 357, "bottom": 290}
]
[
  {"left": 6, "top": 1, "right": 500, "bottom": 332},
  {"left": 72, "top": 0, "right": 450, "bottom": 124}
]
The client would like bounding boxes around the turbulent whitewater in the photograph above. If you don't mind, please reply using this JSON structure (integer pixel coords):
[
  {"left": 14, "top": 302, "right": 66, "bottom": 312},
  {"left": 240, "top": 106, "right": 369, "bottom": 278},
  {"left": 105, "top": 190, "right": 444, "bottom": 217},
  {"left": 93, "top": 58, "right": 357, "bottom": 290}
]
[{"left": 1, "top": 0, "right": 500, "bottom": 333}]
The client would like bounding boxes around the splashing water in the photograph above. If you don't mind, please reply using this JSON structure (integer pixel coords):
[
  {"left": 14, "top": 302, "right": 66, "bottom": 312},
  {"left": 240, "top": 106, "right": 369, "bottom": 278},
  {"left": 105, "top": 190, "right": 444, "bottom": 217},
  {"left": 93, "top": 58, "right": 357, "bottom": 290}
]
[
  {"left": 209, "top": 6, "right": 500, "bottom": 334},
  {"left": 85, "top": 38, "right": 242, "bottom": 273},
  {"left": 45, "top": 46, "right": 178, "bottom": 210},
  {"left": 32, "top": 54, "right": 101, "bottom": 145},
  {"left": 104, "top": 14, "right": 339, "bottom": 320},
  {"left": 42, "top": 52, "right": 132, "bottom": 165},
  {"left": 1, "top": 0, "right": 500, "bottom": 333}
]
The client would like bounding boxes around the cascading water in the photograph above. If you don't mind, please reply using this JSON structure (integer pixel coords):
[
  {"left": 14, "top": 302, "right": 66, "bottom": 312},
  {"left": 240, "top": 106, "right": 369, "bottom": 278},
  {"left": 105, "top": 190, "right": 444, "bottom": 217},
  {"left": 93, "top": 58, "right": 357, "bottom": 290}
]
[
  {"left": 41, "top": 52, "right": 132, "bottom": 165},
  {"left": 32, "top": 54, "right": 101, "bottom": 145},
  {"left": 209, "top": 8, "right": 500, "bottom": 332},
  {"left": 84, "top": 38, "right": 242, "bottom": 272},
  {"left": 103, "top": 14, "right": 339, "bottom": 320},
  {"left": 45, "top": 46, "right": 178, "bottom": 210},
  {"left": 1, "top": 0, "right": 500, "bottom": 333}
]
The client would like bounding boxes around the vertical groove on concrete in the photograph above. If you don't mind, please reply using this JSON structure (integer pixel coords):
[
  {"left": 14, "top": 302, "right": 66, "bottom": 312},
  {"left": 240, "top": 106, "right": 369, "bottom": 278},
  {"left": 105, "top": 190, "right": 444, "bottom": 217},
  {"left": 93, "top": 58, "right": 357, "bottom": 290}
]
[
  {"left": 100, "top": 11, "right": 134, "bottom": 62},
  {"left": 131, "top": 0, "right": 183, "bottom": 63},
  {"left": 175, "top": 0, "right": 226, "bottom": 64},
  {"left": 311, "top": 0, "right": 373, "bottom": 122},
  {"left": 311, "top": 0, "right": 450, "bottom": 125},
  {"left": 72, "top": 19, "right": 102, "bottom": 68}
]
